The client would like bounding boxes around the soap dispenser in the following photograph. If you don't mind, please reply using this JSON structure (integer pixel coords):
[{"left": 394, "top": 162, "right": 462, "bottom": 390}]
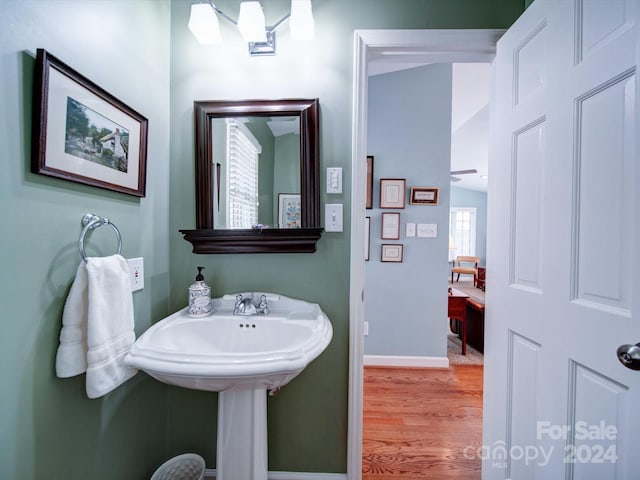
[{"left": 188, "top": 266, "right": 211, "bottom": 317}]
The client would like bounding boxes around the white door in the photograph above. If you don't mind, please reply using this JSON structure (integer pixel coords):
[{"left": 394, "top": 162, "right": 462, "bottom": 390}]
[{"left": 484, "top": 0, "right": 640, "bottom": 479}]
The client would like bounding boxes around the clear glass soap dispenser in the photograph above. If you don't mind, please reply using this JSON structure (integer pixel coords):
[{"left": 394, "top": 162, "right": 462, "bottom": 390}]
[{"left": 188, "top": 266, "right": 211, "bottom": 317}]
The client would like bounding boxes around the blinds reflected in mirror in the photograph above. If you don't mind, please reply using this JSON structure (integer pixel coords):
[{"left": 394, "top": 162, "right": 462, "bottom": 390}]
[{"left": 226, "top": 119, "right": 261, "bottom": 229}]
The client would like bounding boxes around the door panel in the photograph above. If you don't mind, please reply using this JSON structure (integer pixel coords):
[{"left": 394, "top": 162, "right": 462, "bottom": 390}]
[
  {"left": 567, "top": 361, "right": 629, "bottom": 479},
  {"left": 485, "top": 0, "right": 639, "bottom": 479},
  {"left": 573, "top": 72, "right": 634, "bottom": 313},
  {"left": 512, "top": 120, "right": 545, "bottom": 292},
  {"left": 507, "top": 333, "right": 542, "bottom": 479}
]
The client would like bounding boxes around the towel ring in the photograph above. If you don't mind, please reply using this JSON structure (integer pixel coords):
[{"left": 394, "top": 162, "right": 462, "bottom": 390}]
[{"left": 78, "top": 213, "right": 122, "bottom": 262}]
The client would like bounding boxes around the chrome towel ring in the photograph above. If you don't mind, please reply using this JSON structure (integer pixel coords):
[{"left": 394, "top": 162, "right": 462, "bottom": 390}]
[{"left": 78, "top": 213, "right": 122, "bottom": 262}]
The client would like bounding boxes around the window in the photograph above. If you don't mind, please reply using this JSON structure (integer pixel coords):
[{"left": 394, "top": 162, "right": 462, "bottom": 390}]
[
  {"left": 226, "top": 119, "right": 261, "bottom": 229},
  {"left": 450, "top": 207, "right": 476, "bottom": 257}
]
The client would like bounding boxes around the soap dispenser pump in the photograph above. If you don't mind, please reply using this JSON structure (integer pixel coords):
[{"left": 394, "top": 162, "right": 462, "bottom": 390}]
[{"left": 188, "top": 266, "right": 211, "bottom": 317}]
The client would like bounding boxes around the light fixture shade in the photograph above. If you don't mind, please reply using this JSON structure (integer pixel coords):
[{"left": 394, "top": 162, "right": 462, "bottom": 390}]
[
  {"left": 188, "top": 3, "right": 221, "bottom": 44},
  {"left": 237, "top": 1, "right": 267, "bottom": 43},
  {"left": 290, "top": 0, "right": 314, "bottom": 40}
]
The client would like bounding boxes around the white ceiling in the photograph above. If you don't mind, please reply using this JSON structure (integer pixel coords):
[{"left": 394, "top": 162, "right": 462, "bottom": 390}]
[
  {"left": 267, "top": 116, "right": 299, "bottom": 136},
  {"left": 369, "top": 61, "right": 490, "bottom": 192},
  {"left": 450, "top": 63, "right": 490, "bottom": 192}
]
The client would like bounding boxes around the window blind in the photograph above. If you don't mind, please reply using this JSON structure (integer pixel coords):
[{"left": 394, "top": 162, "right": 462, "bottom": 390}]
[{"left": 226, "top": 119, "right": 261, "bottom": 229}]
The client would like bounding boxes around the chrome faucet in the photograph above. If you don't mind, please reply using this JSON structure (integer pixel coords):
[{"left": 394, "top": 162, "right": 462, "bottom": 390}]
[{"left": 233, "top": 293, "right": 270, "bottom": 316}]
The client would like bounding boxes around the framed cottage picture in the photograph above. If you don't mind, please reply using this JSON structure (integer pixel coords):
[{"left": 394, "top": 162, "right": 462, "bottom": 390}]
[{"left": 31, "top": 49, "right": 148, "bottom": 197}]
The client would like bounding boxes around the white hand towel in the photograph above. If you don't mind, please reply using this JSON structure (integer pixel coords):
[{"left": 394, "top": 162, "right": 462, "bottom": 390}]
[
  {"left": 56, "top": 254, "right": 138, "bottom": 398},
  {"left": 56, "top": 262, "right": 89, "bottom": 378}
]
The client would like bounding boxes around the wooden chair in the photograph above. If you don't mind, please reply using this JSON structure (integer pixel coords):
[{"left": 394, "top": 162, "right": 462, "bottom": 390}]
[{"left": 451, "top": 255, "right": 479, "bottom": 285}]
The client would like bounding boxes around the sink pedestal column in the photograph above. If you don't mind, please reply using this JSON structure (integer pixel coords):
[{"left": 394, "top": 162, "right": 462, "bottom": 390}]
[{"left": 217, "top": 388, "right": 268, "bottom": 480}]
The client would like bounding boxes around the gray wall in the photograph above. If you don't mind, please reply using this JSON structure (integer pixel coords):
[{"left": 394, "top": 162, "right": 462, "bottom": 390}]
[
  {"left": 0, "top": 1, "right": 171, "bottom": 478},
  {"left": 450, "top": 186, "right": 488, "bottom": 265},
  {"left": 364, "top": 64, "right": 452, "bottom": 357}
]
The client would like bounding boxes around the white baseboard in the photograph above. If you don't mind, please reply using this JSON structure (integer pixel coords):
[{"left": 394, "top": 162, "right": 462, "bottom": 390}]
[
  {"left": 363, "top": 354, "right": 449, "bottom": 368},
  {"left": 204, "top": 469, "right": 347, "bottom": 479}
]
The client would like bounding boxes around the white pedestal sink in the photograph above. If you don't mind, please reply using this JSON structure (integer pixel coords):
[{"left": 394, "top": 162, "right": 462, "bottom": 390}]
[{"left": 125, "top": 293, "right": 333, "bottom": 480}]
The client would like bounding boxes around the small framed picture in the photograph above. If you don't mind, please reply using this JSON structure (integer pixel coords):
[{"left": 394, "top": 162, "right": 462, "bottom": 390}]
[
  {"left": 364, "top": 216, "right": 371, "bottom": 261},
  {"left": 366, "top": 155, "right": 374, "bottom": 209},
  {"left": 31, "top": 49, "right": 148, "bottom": 197},
  {"left": 381, "top": 244, "right": 403, "bottom": 262},
  {"left": 277, "top": 193, "right": 301, "bottom": 228},
  {"left": 380, "top": 178, "right": 406, "bottom": 209},
  {"left": 410, "top": 187, "right": 439, "bottom": 205},
  {"left": 381, "top": 212, "right": 400, "bottom": 240}
]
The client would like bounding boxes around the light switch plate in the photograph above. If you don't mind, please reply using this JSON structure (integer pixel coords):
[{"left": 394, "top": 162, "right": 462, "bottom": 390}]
[
  {"left": 325, "top": 204, "right": 343, "bottom": 232},
  {"left": 326, "top": 167, "right": 342, "bottom": 194},
  {"left": 417, "top": 223, "right": 438, "bottom": 238},
  {"left": 406, "top": 222, "right": 416, "bottom": 237},
  {"left": 127, "top": 257, "right": 144, "bottom": 292}
]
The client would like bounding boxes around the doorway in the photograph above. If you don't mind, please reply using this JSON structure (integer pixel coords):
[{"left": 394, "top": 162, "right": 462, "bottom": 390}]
[{"left": 348, "top": 29, "right": 504, "bottom": 479}]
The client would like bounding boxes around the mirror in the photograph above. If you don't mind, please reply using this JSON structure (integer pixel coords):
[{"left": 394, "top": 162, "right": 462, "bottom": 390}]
[
  {"left": 180, "top": 99, "right": 323, "bottom": 253},
  {"left": 210, "top": 115, "right": 300, "bottom": 229}
]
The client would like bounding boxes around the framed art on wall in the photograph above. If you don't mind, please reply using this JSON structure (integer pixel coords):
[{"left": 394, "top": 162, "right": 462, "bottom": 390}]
[
  {"left": 31, "top": 49, "right": 148, "bottom": 197},
  {"left": 366, "top": 155, "right": 374, "bottom": 209},
  {"left": 380, "top": 178, "right": 406, "bottom": 209},
  {"left": 409, "top": 186, "right": 439, "bottom": 205},
  {"left": 277, "top": 193, "right": 301, "bottom": 228},
  {"left": 381, "top": 244, "right": 403, "bottom": 262},
  {"left": 381, "top": 212, "right": 400, "bottom": 240},
  {"left": 365, "top": 216, "right": 371, "bottom": 261}
]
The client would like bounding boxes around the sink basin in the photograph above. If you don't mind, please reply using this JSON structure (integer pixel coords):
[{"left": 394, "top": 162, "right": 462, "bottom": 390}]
[{"left": 125, "top": 293, "right": 333, "bottom": 391}]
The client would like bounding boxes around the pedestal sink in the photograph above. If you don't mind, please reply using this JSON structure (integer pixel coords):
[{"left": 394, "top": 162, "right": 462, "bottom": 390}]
[{"left": 124, "top": 293, "right": 333, "bottom": 480}]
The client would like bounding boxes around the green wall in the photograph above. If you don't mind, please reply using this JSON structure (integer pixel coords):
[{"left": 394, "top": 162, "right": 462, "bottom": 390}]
[
  {"left": 0, "top": 0, "right": 524, "bottom": 478},
  {"left": 0, "top": 1, "right": 172, "bottom": 479},
  {"left": 169, "top": 0, "right": 524, "bottom": 473}
]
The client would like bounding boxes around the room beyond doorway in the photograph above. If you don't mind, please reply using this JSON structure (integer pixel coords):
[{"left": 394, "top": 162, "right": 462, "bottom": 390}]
[{"left": 349, "top": 29, "right": 503, "bottom": 479}]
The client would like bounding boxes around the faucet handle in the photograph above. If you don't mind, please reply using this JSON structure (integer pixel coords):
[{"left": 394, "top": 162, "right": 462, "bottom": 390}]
[
  {"left": 258, "top": 295, "right": 269, "bottom": 315},
  {"left": 259, "top": 295, "right": 268, "bottom": 308}
]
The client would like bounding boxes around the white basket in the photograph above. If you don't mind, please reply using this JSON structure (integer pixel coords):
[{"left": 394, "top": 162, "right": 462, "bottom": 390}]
[{"left": 150, "top": 453, "right": 205, "bottom": 480}]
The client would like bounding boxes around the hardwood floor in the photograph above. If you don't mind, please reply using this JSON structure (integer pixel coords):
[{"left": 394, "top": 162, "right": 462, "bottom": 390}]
[{"left": 363, "top": 365, "right": 483, "bottom": 479}]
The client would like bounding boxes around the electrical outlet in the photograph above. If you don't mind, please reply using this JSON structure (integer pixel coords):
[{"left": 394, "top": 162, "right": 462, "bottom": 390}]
[{"left": 127, "top": 257, "right": 144, "bottom": 292}]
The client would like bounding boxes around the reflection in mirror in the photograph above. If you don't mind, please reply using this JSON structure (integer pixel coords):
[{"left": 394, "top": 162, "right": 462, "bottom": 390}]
[
  {"left": 212, "top": 116, "right": 301, "bottom": 229},
  {"left": 180, "top": 98, "right": 322, "bottom": 254}
]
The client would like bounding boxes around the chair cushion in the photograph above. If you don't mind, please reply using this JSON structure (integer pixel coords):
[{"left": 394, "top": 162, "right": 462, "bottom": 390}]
[{"left": 452, "top": 267, "right": 476, "bottom": 274}]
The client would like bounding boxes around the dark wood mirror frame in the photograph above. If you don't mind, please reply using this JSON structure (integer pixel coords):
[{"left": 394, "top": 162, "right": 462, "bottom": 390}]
[{"left": 180, "top": 98, "right": 323, "bottom": 253}]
